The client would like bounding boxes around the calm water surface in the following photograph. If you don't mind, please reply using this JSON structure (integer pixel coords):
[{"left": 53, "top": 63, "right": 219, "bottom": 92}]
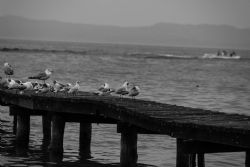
[{"left": 0, "top": 39, "right": 250, "bottom": 166}]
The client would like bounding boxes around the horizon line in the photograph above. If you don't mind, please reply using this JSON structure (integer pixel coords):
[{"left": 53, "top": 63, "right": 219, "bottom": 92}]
[{"left": 1, "top": 14, "right": 249, "bottom": 30}]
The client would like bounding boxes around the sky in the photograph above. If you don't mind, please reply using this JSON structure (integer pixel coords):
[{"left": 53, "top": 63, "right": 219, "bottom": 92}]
[{"left": 0, "top": 0, "right": 250, "bottom": 28}]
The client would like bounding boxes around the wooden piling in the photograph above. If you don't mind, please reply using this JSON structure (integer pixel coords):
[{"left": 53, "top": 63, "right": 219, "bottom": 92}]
[
  {"left": 9, "top": 106, "right": 17, "bottom": 134},
  {"left": 198, "top": 154, "right": 205, "bottom": 167},
  {"left": 246, "top": 151, "right": 250, "bottom": 167},
  {"left": 42, "top": 113, "right": 51, "bottom": 147},
  {"left": 16, "top": 113, "right": 30, "bottom": 146},
  {"left": 176, "top": 139, "right": 196, "bottom": 167},
  {"left": 13, "top": 114, "right": 17, "bottom": 134},
  {"left": 48, "top": 114, "right": 65, "bottom": 153},
  {"left": 120, "top": 124, "right": 138, "bottom": 167},
  {"left": 79, "top": 122, "right": 92, "bottom": 159}
]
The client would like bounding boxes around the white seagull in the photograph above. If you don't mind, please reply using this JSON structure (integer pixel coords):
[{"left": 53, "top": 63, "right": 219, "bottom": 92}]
[
  {"left": 28, "top": 69, "right": 53, "bottom": 83},
  {"left": 94, "top": 88, "right": 115, "bottom": 96},
  {"left": 128, "top": 86, "right": 140, "bottom": 99},
  {"left": 22, "top": 81, "right": 33, "bottom": 91},
  {"left": 8, "top": 79, "right": 26, "bottom": 93},
  {"left": 115, "top": 81, "right": 129, "bottom": 97},
  {"left": 60, "top": 83, "right": 72, "bottom": 95},
  {"left": 0, "top": 77, "right": 9, "bottom": 89},
  {"left": 53, "top": 80, "right": 66, "bottom": 93},
  {"left": 68, "top": 81, "right": 80, "bottom": 96},
  {"left": 98, "top": 83, "right": 110, "bottom": 92},
  {"left": 3, "top": 62, "right": 14, "bottom": 79},
  {"left": 36, "top": 83, "right": 50, "bottom": 94},
  {"left": 8, "top": 79, "right": 20, "bottom": 89},
  {"left": 19, "top": 81, "right": 33, "bottom": 94}
]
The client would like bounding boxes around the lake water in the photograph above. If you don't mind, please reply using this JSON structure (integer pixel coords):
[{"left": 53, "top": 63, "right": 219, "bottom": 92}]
[{"left": 0, "top": 39, "right": 250, "bottom": 166}]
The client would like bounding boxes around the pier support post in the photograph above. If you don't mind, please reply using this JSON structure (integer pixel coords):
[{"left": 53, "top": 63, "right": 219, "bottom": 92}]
[
  {"left": 79, "top": 122, "right": 92, "bottom": 159},
  {"left": 48, "top": 114, "right": 65, "bottom": 154},
  {"left": 9, "top": 106, "right": 17, "bottom": 134},
  {"left": 16, "top": 113, "right": 30, "bottom": 146},
  {"left": 176, "top": 139, "right": 196, "bottom": 167},
  {"left": 42, "top": 113, "right": 51, "bottom": 147},
  {"left": 120, "top": 124, "right": 138, "bottom": 167},
  {"left": 246, "top": 151, "right": 250, "bottom": 167},
  {"left": 13, "top": 114, "right": 17, "bottom": 134},
  {"left": 198, "top": 154, "right": 205, "bottom": 167}
]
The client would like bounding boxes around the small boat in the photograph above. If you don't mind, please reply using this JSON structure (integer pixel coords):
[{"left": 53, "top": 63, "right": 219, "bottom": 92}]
[{"left": 202, "top": 52, "right": 240, "bottom": 59}]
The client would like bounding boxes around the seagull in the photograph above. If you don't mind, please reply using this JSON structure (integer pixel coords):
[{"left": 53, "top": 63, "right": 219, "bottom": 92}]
[
  {"left": 94, "top": 88, "right": 115, "bottom": 96},
  {"left": 31, "top": 81, "right": 39, "bottom": 89},
  {"left": 68, "top": 81, "right": 80, "bottom": 96},
  {"left": 35, "top": 83, "right": 50, "bottom": 94},
  {"left": 19, "top": 81, "right": 33, "bottom": 94},
  {"left": 128, "top": 86, "right": 140, "bottom": 99},
  {"left": 0, "top": 77, "right": 9, "bottom": 89},
  {"left": 60, "top": 83, "right": 72, "bottom": 95},
  {"left": 53, "top": 80, "right": 66, "bottom": 93},
  {"left": 8, "top": 79, "right": 20, "bottom": 89},
  {"left": 8, "top": 79, "right": 26, "bottom": 93},
  {"left": 22, "top": 81, "right": 33, "bottom": 90},
  {"left": 3, "top": 62, "right": 14, "bottom": 79},
  {"left": 115, "top": 81, "right": 129, "bottom": 97},
  {"left": 28, "top": 69, "right": 53, "bottom": 83},
  {"left": 33, "top": 82, "right": 43, "bottom": 91},
  {"left": 98, "top": 83, "right": 110, "bottom": 92}
]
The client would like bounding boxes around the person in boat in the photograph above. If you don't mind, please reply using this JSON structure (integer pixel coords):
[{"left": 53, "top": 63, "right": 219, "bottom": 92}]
[
  {"left": 217, "top": 50, "right": 221, "bottom": 56},
  {"left": 230, "top": 51, "right": 236, "bottom": 57},
  {"left": 222, "top": 50, "right": 228, "bottom": 56}
]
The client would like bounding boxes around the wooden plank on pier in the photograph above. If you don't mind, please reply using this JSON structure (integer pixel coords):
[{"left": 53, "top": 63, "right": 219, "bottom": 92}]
[{"left": 1, "top": 89, "right": 250, "bottom": 149}]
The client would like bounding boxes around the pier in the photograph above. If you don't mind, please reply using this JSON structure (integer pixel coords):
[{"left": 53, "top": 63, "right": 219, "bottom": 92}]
[{"left": 1, "top": 88, "right": 250, "bottom": 167}]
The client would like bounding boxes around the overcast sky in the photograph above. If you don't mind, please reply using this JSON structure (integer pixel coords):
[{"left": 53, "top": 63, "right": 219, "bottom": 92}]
[{"left": 0, "top": 0, "right": 250, "bottom": 28}]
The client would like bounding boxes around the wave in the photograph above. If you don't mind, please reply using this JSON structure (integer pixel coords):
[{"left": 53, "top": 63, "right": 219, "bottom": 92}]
[
  {"left": 127, "top": 52, "right": 196, "bottom": 59},
  {"left": 0, "top": 47, "right": 87, "bottom": 55}
]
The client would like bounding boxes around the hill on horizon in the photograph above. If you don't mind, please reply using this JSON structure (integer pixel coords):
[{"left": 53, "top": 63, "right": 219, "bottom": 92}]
[{"left": 0, "top": 15, "right": 250, "bottom": 49}]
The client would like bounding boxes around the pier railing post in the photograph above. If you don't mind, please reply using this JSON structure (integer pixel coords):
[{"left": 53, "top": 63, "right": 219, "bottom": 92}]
[
  {"left": 48, "top": 114, "right": 65, "bottom": 154},
  {"left": 176, "top": 138, "right": 196, "bottom": 167},
  {"left": 120, "top": 123, "right": 138, "bottom": 167},
  {"left": 79, "top": 122, "right": 92, "bottom": 159}
]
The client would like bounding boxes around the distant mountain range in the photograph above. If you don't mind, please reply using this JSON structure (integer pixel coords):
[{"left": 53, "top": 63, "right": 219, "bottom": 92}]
[{"left": 0, "top": 15, "right": 250, "bottom": 49}]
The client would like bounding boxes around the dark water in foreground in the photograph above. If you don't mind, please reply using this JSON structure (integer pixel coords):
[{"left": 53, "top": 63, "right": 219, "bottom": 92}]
[{"left": 1, "top": 39, "right": 250, "bottom": 166}]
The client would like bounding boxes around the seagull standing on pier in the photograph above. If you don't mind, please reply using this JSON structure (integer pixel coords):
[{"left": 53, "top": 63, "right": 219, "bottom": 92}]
[
  {"left": 68, "top": 81, "right": 80, "bottom": 96},
  {"left": 8, "top": 79, "right": 26, "bottom": 93},
  {"left": 0, "top": 77, "right": 9, "bottom": 89},
  {"left": 60, "top": 83, "right": 72, "bottom": 95},
  {"left": 36, "top": 83, "right": 50, "bottom": 94},
  {"left": 28, "top": 69, "right": 53, "bottom": 83},
  {"left": 7, "top": 79, "right": 21, "bottom": 89},
  {"left": 115, "top": 81, "right": 129, "bottom": 97},
  {"left": 129, "top": 86, "right": 140, "bottom": 99},
  {"left": 98, "top": 83, "right": 110, "bottom": 93},
  {"left": 3, "top": 62, "right": 14, "bottom": 79},
  {"left": 53, "top": 80, "right": 65, "bottom": 93},
  {"left": 22, "top": 81, "right": 33, "bottom": 91}
]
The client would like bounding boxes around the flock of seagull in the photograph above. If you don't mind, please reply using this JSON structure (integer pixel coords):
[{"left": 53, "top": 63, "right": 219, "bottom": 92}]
[{"left": 0, "top": 62, "right": 140, "bottom": 98}]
